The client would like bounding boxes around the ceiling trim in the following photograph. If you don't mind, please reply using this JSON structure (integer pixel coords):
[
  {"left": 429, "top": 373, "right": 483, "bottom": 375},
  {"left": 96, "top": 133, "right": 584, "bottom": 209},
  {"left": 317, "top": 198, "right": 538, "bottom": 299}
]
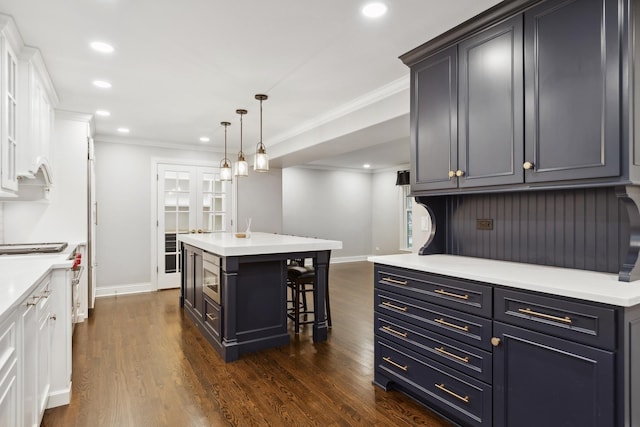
[
  {"left": 268, "top": 75, "right": 409, "bottom": 146},
  {"left": 94, "top": 134, "right": 223, "bottom": 154}
]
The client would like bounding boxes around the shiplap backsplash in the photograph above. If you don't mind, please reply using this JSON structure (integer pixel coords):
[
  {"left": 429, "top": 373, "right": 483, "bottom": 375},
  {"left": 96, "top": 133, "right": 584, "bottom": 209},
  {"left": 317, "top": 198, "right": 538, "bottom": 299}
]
[{"left": 446, "top": 187, "right": 628, "bottom": 274}]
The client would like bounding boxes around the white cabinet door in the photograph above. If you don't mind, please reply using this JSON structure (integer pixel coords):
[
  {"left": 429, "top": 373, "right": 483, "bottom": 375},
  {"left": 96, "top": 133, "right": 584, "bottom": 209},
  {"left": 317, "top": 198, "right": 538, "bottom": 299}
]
[
  {"left": 36, "top": 281, "right": 51, "bottom": 422},
  {"left": 156, "top": 164, "right": 230, "bottom": 289},
  {"left": 0, "top": 312, "right": 18, "bottom": 427},
  {"left": 1, "top": 35, "right": 19, "bottom": 194},
  {"left": 21, "top": 301, "right": 36, "bottom": 427}
]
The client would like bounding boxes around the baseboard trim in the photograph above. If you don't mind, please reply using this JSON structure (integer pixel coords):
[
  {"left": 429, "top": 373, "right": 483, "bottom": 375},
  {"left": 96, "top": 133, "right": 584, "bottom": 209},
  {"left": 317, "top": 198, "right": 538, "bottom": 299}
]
[
  {"left": 331, "top": 255, "right": 369, "bottom": 264},
  {"left": 47, "top": 384, "right": 71, "bottom": 408},
  {"left": 96, "top": 282, "right": 153, "bottom": 298}
]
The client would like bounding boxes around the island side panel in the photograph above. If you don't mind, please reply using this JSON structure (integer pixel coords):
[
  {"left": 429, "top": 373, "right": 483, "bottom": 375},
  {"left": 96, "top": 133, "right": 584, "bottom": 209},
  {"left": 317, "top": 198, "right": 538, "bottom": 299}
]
[{"left": 313, "top": 250, "right": 331, "bottom": 342}]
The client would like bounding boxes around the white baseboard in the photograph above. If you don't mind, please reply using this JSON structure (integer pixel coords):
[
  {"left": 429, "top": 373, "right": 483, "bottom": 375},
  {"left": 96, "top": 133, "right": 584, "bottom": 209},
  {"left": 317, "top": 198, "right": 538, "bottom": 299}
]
[
  {"left": 47, "top": 384, "right": 71, "bottom": 408},
  {"left": 96, "top": 282, "right": 153, "bottom": 298},
  {"left": 331, "top": 255, "right": 370, "bottom": 264}
]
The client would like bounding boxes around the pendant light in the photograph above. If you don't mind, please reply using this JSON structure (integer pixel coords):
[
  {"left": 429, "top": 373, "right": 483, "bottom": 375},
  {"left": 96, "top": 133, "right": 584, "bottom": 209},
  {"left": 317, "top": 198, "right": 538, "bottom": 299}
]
[
  {"left": 254, "top": 94, "right": 269, "bottom": 172},
  {"left": 234, "top": 109, "right": 249, "bottom": 177},
  {"left": 219, "top": 121, "right": 232, "bottom": 181}
]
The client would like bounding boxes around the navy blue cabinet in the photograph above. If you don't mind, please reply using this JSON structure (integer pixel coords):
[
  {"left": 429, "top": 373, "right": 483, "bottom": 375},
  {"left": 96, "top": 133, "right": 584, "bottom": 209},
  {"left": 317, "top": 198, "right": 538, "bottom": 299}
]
[
  {"left": 182, "top": 244, "right": 202, "bottom": 321},
  {"left": 403, "top": 0, "right": 630, "bottom": 196},
  {"left": 373, "top": 263, "right": 640, "bottom": 427}
]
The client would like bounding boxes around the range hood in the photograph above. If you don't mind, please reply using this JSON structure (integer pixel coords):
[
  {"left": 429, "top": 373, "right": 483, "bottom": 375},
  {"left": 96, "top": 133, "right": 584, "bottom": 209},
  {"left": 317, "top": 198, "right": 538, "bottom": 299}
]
[{"left": 15, "top": 157, "right": 54, "bottom": 201}]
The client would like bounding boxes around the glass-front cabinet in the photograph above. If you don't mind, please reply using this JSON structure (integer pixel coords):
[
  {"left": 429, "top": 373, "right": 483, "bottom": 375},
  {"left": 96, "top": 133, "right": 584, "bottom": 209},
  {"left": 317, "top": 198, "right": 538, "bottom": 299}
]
[{"left": 158, "top": 164, "right": 230, "bottom": 289}]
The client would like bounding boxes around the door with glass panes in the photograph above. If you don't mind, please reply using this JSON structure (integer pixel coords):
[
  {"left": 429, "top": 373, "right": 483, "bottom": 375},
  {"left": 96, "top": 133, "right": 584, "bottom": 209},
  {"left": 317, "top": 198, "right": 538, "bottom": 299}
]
[{"left": 157, "top": 164, "right": 230, "bottom": 289}]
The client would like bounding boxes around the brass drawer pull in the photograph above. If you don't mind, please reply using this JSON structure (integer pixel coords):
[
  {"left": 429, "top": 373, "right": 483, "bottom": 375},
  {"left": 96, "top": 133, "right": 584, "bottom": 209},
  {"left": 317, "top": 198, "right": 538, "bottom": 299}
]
[
  {"left": 518, "top": 308, "right": 572, "bottom": 324},
  {"left": 435, "top": 318, "right": 469, "bottom": 332},
  {"left": 383, "top": 277, "right": 408, "bottom": 286},
  {"left": 382, "top": 301, "right": 408, "bottom": 312},
  {"left": 206, "top": 313, "right": 218, "bottom": 322},
  {"left": 435, "top": 383, "right": 470, "bottom": 403},
  {"left": 382, "top": 356, "right": 408, "bottom": 372},
  {"left": 382, "top": 325, "right": 408, "bottom": 338},
  {"left": 435, "top": 346, "right": 470, "bottom": 364},
  {"left": 435, "top": 289, "right": 469, "bottom": 300}
]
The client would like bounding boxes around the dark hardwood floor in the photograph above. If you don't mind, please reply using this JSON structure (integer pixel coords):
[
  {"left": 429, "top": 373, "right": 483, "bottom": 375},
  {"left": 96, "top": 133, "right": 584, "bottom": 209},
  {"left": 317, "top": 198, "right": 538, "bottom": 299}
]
[{"left": 42, "top": 261, "right": 453, "bottom": 426}]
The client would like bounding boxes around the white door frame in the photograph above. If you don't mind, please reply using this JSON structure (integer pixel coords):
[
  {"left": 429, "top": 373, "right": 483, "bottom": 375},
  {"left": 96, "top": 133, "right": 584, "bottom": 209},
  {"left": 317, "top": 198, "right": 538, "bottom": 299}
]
[{"left": 150, "top": 157, "right": 234, "bottom": 291}]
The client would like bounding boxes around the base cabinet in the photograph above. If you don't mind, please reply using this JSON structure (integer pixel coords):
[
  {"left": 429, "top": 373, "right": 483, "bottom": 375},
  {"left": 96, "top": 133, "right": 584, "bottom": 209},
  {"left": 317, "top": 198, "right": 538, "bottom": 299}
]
[
  {"left": 373, "top": 263, "right": 639, "bottom": 427},
  {"left": 0, "top": 312, "right": 18, "bottom": 427}
]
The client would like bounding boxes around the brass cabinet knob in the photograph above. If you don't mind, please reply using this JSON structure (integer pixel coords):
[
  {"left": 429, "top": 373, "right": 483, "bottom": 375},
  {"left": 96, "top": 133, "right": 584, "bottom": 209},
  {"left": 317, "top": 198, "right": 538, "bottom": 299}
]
[
  {"left": 448, "top": 170, "right": 456, "bottom": 178},
  {"left": 197, "top": 229, "right": 203, "bottom": 234},
  {"left": 190, "top": 229, "right": 196, "bottom": 234},
  {"left": 455, "top": 170, "right": 465, "bottom": 177},
  {"left": 523, "top": 161, "right": 534, "bottom": 170},
  {"left": 491, "top": 337, "right": 501, "bottom": 347}
]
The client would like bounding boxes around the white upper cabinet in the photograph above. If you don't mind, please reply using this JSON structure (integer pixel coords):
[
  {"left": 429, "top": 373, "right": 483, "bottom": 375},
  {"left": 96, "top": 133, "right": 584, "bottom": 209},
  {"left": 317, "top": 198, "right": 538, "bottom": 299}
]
[
  {"left": 17, "top": 47, "right": 58, "bottom": 180},
  {"left": 0, "top": 14, "right": 58, "bottom": 199},
  {"left": 0, "top": 16, "right": 21, "bottom": 196}
]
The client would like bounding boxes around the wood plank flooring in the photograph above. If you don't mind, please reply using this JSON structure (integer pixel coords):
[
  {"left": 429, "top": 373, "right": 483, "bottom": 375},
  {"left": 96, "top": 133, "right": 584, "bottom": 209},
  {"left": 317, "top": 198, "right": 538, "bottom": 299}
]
[{"left": 42, "top": 261, "right": 453, "bottom": 427}]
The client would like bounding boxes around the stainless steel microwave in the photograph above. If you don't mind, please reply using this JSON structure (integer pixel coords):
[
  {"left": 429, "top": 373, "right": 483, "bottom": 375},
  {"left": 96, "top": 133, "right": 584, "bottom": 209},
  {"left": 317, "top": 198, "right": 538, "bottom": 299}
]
[{"left": 202, "top": 252, "right": 221, "bottom": 304}]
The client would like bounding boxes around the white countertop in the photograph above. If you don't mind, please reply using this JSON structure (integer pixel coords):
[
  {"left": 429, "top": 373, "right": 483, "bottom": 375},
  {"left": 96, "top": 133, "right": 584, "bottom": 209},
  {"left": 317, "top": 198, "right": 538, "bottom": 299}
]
[
  {"left": 178, "top": 232, "right": 342, "bottom": 257},
  {"left": 368, "top": 254, "right": 640, "bottom": 307},
  {"left": 0, "top": 247, "right": 75, "bottom": 321}
]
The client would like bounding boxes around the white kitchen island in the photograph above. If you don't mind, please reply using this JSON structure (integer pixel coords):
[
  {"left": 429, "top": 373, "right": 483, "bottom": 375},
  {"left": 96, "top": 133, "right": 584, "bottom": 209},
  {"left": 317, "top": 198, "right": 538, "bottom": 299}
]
[{"left": 178, "top": 232, "right": 342, "bottom": 362}]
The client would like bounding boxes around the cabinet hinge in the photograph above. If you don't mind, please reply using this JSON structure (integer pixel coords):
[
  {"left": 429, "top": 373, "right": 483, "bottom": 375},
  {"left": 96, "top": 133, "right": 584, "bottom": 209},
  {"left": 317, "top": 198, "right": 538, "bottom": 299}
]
[
  {"left": 156, "top": 266, "right": 159, "bottom": 273},
  {"left": 156, "top": 220, "right": 159, "bottom": 227}
]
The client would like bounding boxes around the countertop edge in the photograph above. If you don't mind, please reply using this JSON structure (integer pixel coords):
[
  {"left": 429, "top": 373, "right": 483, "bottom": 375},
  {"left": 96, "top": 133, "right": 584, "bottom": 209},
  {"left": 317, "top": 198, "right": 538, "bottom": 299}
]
[{"left": 368, "top": 254, "right": 640, "bottom": 307}]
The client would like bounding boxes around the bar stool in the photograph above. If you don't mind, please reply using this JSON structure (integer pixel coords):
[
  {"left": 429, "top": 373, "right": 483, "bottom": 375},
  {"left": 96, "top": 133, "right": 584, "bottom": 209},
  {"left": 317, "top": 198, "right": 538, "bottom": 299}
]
[{"left": 286, "top": 261, "right": 332, "bottom": 334}]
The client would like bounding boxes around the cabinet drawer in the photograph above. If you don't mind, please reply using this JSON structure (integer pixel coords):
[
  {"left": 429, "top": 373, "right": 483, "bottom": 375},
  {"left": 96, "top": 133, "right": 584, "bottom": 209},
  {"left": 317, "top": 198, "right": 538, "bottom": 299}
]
[
  {"left": 376, "top": 338, "right": 491, "bottom": 427},
  {"left": 203, "top": 296, "right": 222, "bottom": 343},
  {"left": 0, "top": 316, "right": 16, "bottom": 373},
  {"left": 375, "top": 265, "right": 492, "bottom": 317},
  {"left": 375, "top": 290, "right": 492, "bottom": 351},
  {"left": 375, "top": 314, "right": 492, "bottom": 383},
  {"left": 495, "top": 288, "right": 616, "bottom": 350}
]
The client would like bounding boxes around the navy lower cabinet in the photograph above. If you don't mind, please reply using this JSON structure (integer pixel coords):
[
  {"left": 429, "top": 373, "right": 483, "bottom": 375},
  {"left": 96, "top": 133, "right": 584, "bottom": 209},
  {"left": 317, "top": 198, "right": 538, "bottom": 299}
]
[
  {"left": 373, "top": 263, "right": 640, "bottom": 427},
  {"left": 492, "top": 322, "right": 614, "bottom": 427}
]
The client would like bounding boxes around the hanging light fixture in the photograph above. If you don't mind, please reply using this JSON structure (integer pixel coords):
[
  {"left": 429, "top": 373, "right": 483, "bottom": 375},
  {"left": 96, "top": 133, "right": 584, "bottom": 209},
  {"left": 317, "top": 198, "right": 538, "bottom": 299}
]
[
  {"left": 234, "top": 109, "right": 249, "bottom": 177},
  {"left": 254, "top": 94, "right": 269, "bottom": 172},
  {"left": 219, "top": 121, "right": 232, "bottom": 181}
]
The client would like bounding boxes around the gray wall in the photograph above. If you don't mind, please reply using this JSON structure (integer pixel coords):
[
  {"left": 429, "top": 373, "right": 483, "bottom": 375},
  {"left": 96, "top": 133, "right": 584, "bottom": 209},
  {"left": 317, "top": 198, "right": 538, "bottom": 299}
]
[
  {"left": 236, "top": 168, "right": 283, "bottom": 233},
  {"left": 282, "top": 167, "right": 406, "bottom": 260},
  {"left": 94, "top": 140, "right": 282, "bottom": 290}
]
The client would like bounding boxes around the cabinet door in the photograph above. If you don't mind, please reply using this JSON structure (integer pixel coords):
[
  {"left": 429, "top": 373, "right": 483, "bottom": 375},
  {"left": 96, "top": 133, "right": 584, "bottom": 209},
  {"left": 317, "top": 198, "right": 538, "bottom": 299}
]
[
  {"left": 0, "top": 359, "right": 18, "bottom": 427},
  {"left": 21, "top": 303, "right": 36, "bottom": 427},
  {"left": 524, "top": 0, "right": 620, "bottom": 182},
  {"left": 36, "top": 293, "right": 51, "bottom": 421},
  {"left": 184, "top": 247, "right": 195, "bottom": 311},
  {"left": 458, "top": 16, "right": 523, "bottom": 188},
  {"left": 1, "top": 38, "right": 19, "bottom": 193},
  {"left": 411, "top": 46, "right": 458, "bottom": 192},
  {"left": 493, "top": 321, "right": 614, "bottom": 427}
]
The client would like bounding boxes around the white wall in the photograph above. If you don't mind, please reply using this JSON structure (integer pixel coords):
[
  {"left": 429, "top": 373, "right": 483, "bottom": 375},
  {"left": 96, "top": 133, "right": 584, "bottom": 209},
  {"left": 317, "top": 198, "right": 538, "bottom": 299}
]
[
  {"left": 236, "top": 168, "right": 283, "bottom": 233},
  {"left": 283, "top": 167, "right": 408, "bottom": 260},
  {"left": 4, "top": 115, "right": 89, "bottom": 244},
  {"left": 94, "top": 140, "right": 282, "bottom": 292},
  {"left": 371, "top": 170, "right": 405, "bottom": 256}
]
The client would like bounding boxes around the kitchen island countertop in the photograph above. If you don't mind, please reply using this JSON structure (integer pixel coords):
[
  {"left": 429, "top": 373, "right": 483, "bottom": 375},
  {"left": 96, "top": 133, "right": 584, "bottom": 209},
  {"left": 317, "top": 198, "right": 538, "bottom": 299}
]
[
  {"left": 368, "top": 253, "right": 640, "bottom": 307},
  {"left": 178, "top": 232, "right": 342, "bottom": 257}
]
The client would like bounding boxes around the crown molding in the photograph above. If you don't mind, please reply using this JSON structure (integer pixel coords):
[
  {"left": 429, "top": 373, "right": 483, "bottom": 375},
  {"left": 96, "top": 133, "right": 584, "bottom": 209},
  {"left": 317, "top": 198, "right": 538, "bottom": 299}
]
[
  {"left": 20, "top": 46, "right": 59, "bottom": 106},
  {"left": 268, "top": 75, "right": 409, "bottom": 146},
  {"left": 94, "top": 133, "right": 224, "bottom": 154}
]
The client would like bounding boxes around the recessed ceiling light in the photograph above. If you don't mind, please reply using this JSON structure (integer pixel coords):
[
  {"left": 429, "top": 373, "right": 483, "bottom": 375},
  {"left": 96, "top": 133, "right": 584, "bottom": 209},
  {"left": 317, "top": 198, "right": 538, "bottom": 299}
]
[
  {"left": 93, "top": 80, "right": 112, "bottom": 89},
  {"left": 362, "top": 2, "right": 387, "bottom": 18},
  {"left": 117, "top": 127, "right": 130, "bottom": 134},
  {"left": 95, "top": 110, "right": 111, "bottom": 117},
  {"left": 199, "top": 136, "right": 210, "bottom": 142},
  {"left": 90, "top": 41, "right": 114, "bottom": 54},
  {"left": 363, "top": 164, "right": 371, "bottom": 169}
]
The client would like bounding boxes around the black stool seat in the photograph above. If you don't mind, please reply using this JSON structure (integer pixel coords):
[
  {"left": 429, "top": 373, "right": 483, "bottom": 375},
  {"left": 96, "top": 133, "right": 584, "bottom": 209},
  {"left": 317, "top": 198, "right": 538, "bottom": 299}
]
[{"left": 286, "top": 262, "right": 332, "bottom": 334}]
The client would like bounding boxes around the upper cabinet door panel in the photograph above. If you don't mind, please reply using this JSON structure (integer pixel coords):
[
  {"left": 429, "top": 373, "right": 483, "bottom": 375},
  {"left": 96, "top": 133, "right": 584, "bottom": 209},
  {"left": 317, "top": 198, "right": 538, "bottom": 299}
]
[
  {"left": 459, "top": 15, "right": 524, "bottom": 188},
  {"left": 524, "top": 0, "right": 620, "bottom": 183},
  {"left": 411, "top": 46, "right": 458, "bottom": 192}
]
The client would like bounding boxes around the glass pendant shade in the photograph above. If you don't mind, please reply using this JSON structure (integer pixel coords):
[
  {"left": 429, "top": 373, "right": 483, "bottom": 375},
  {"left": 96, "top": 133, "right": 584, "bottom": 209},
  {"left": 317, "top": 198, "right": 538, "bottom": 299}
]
[
  {"left": 254, "top": 142, "right": 269, "bottom": 172},
  {"left": 253, "top": 94, "right": 269, "bottom": 172},
  {"left": 234, "top": 109, "right": 249, "bottom": 177},
  {"left": 219, "top": 121, "right": 232, "bottom": 181}
]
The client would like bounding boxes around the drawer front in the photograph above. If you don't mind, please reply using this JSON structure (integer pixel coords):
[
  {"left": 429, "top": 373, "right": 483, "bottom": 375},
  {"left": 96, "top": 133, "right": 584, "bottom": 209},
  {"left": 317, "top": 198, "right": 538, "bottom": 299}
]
[
  {"left": 375, "top": 314, "right": 492, "bottom": 383},
  {"left": 203, "top": 296, "right": 222, "bottom": 343},
  {"left": 495, "top": 288, "right": 616, "bottom": 350},
  {"left": 0, "top": 316, "right": 16, "bottom": 373},
  {"left": 376, "top": 338, "right": 491, "bottom": 427},
  {"left": 375, "top": 290, "right": 492, "bottom": 351},
  {"left": 375, "top": 265, "right": 492, "bottom": 317}
]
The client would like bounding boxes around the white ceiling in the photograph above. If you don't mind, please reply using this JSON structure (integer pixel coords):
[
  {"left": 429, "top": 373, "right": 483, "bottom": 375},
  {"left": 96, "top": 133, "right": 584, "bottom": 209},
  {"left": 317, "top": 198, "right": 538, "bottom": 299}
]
[{"left": 0, "top": 0, "right": 501, "bottom": 170}]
